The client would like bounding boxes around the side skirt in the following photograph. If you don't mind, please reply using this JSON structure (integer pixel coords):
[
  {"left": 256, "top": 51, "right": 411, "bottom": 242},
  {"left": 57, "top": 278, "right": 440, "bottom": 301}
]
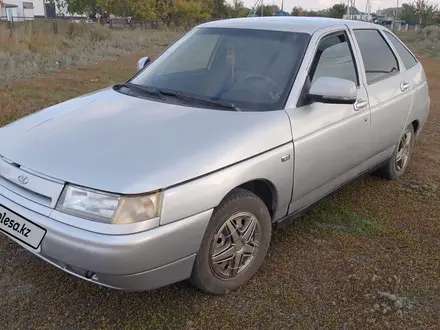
[{"left": 273, "top": 157, "right": 390, "bottom": 230}]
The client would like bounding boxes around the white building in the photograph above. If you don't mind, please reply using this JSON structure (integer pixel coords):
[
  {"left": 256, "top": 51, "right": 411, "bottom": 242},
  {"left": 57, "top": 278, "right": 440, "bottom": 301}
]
[{"left": 1, "top": 0, "right": 46, "bottom": 20}]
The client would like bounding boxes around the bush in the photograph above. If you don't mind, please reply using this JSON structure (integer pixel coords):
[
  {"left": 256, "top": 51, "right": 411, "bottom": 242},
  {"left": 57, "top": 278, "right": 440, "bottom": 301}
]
[
  {"left": 67, "top": 21, "right": 89, "bottom": 38},
  {"left": 397, "top": 25, "right": 440, "bottom": 58},
  {"left": 417, "top": 25, "right": 440, "bottom": 42},
  {"left": 88, "top": 25, "right": 111, "bottom": 42}
]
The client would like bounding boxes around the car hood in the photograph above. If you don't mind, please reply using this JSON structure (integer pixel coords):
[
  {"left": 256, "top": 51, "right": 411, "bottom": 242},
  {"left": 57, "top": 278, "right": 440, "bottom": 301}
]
[{"left": 0, "top": 88, "right": 292, "bottom": 194}]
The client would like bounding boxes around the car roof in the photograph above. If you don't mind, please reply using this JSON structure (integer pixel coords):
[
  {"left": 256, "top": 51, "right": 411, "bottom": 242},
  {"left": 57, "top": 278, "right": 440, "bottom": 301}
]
[{"left": 197, "top": 16, "right": 379, "bottom": 34}]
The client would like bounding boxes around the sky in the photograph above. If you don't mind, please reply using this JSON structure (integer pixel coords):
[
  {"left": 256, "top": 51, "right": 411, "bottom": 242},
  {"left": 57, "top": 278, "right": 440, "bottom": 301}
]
[{"left": 239, "top": 0, "right": 440, "bottom": 14}]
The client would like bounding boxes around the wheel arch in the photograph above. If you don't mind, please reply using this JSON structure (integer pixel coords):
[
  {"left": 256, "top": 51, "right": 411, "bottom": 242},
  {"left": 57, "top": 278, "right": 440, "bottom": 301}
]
[
  {"left": 159, "top": 143, "right": 293, "bottom": 225},
  {"left": 222, "top": 179, "right": 278, "bottom": 219},
  {"left": 411, "top": 119, "right": 420, "bottom": 136}
]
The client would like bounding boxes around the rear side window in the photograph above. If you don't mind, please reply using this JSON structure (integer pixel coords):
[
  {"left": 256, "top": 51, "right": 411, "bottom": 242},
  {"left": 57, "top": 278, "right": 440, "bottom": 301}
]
[
  {"left": 384, "top": 31, "right": 418, "bottom": 69},
  {"left": 353, "top": 29, "right": 399, "bottom": 84}
]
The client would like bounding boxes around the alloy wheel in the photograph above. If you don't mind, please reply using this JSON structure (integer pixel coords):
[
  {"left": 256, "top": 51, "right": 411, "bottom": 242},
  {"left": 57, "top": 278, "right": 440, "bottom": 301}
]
[
  {"left": 209, "top": 211, "right": 261, "bottom": 279},
  {"left": 395, "top": 128, "right": 412, "bottom": 171}
]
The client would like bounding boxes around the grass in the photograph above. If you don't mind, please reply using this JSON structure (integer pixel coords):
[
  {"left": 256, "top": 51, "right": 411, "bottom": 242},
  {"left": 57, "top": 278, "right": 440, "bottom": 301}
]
[
  {"left": 300, "top": 199, "right": 393, "bottom": 237},
  {"left": 0, "top": 21, "right": 181, "bottom": 83},
  {"left": 398, "top": 25, "right": 440, "bottom": 58},
  {"left": 1, "top": 27, "right": 440, "bottom": 329}
]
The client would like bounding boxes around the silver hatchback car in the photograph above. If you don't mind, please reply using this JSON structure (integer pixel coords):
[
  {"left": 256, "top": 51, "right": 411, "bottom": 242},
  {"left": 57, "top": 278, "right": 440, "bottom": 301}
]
[{"left": 0, "top": 17, "right": 430, "bottom": 294}]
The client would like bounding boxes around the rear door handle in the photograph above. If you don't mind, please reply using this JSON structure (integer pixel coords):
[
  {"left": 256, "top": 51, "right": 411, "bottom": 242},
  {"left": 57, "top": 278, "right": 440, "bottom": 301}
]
[
  {"left": 354, "top": 97, "right": 368, "bottom": 111},
  {"left": 400, "top": 80, "right": 411, "bottom": 92}
]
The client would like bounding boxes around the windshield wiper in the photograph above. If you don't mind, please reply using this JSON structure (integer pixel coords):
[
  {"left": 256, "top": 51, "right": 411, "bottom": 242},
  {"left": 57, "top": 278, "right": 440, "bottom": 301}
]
[
  {"left": 114, "top": 83, "right": 240, "bottom": 111},
  {"left": 155, "top": 88, "right": 241, "bottom": 111},
  {"left": 113, "top": 83, "right": 165, "bottom": 100}
]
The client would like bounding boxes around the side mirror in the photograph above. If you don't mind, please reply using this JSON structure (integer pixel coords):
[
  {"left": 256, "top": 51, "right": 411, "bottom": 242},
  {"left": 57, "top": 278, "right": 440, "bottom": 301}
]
[
  {"left": 136, "top": 56, "right": 151, "bottom": 72},
  {"left": 307, "top": 77, "right": 357, "bottom": 104}
]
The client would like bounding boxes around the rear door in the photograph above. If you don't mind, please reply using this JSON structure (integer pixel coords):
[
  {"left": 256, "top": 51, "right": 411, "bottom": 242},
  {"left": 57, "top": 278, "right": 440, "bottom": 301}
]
[
  {"left": 381, "top": 30, "right": 428, "bottom": 132},
  {"left": 350, "top": 28, "right": 413, "bottom": 160}
]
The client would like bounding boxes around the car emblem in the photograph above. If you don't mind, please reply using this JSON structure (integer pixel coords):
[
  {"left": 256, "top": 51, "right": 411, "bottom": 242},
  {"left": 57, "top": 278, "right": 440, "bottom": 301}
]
[{"left": 18, "top": 175, "right": 29, "bottom": 185}]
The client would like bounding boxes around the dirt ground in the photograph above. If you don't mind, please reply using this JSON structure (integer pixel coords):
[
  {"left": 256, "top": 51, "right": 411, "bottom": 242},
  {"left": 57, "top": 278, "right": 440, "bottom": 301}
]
[{"left": 0, "top": 53, "right": 440, "bottom": 329}]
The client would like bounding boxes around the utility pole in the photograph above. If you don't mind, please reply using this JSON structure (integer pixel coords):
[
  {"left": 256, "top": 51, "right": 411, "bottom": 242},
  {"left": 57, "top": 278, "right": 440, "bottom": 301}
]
[
  {"left": 365, "top": 0, "right": 371, "bottom": 21},
  {"left": 347, "top": 0, "right": 356, "bottom": 19}
]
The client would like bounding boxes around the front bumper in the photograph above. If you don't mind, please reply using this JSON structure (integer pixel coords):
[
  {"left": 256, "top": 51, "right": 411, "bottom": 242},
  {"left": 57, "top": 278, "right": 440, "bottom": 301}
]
[{"left": 0, "top": 193, "right": 212, "bottom": 291}]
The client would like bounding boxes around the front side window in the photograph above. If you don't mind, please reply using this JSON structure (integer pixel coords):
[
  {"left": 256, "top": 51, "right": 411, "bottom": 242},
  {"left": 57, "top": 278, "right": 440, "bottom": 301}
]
[
  {"left": 309, "top": 32, "right": 359, "bottom": 85},
  {"left": 383, "top": 31, "right": 418, "bottom": 70},
  {"left": 128, "top": 28, "right": 311, "bottom": 111},
  {"left": 353, "top": 29, "right": 399, "bottom": 84}
]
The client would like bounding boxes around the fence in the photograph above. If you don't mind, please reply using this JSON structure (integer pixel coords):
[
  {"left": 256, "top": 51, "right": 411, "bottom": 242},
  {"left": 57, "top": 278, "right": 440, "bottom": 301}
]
[
  {"left": 0, "top": 15, "right": 216, "bottom": 35},
  {"left": 383, "top": 22, "right": 422, "bottom": 32}
]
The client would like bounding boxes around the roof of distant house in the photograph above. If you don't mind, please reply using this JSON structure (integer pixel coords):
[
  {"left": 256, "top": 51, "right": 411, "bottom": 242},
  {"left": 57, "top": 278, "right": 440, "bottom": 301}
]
[{"left": 1, "top": 3, "right": 19, "bottom": 8}]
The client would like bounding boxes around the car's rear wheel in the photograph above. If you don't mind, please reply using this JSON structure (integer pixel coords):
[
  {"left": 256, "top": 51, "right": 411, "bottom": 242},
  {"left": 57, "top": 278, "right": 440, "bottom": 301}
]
[
  {"left": 379, "top": 124, "right": 415, "bottom": 180},
  {"left": 190, "top": 188, "right": 271, "bottom": 294}
]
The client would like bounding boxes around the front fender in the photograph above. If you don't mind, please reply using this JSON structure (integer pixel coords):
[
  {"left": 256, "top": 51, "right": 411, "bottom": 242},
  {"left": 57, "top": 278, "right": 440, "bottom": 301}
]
[{"left": 160, "top": 143, "right": 294, "bottom": 225}]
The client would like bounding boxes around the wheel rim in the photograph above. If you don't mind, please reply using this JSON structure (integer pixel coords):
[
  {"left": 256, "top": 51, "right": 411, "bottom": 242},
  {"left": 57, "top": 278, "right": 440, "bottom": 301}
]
[
  {"left": 209, "top": 211, "right": 261, "bottom": 279},
  {"left": 396, "top": 128, "right": 412, "bottom": 171}
]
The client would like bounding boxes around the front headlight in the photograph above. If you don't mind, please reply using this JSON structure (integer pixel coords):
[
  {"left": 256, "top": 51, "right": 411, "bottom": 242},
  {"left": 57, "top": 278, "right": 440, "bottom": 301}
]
[{"left": 56, "top": 185, "right": 162, "bottom": 224}]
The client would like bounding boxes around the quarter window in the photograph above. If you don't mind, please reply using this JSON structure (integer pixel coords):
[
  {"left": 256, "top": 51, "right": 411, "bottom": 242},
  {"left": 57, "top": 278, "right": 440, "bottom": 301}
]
[
  {"left": 309, "top": 32, "right": 359, "bottom": 86},
  {"left": 353, "top": 29, "right": 399, "bottom": 84},
  {"left": 383, "top": 31, "right": 418, "bottom": 69}
]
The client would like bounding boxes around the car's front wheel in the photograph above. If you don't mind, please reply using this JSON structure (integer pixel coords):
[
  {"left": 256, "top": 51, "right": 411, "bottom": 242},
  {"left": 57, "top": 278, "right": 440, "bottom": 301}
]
[
  {"left": 190, "top": 188, "right": 271, "bottom": 294},
  {"left": 380, "top": 123, "right": 415, "bottom": 180}
]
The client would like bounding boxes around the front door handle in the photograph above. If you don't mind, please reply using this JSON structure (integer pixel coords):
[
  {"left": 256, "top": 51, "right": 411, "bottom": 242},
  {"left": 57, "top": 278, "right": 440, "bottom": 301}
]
[
  {"left": 354, "top": 97, "right": 368, "bottom": 111},
  {"left": 400, "top": 80, "right": 411, "bottom": 92}
]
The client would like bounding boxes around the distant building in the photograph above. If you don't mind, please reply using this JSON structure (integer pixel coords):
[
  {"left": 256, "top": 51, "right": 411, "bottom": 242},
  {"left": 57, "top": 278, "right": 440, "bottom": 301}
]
[
  {"left": 1, "top": 0, "right": 46, "bottom": 19},
  {"left": 376, "top": 7, "right": 403, "bottom": 18},
  {"left": 343, "top": 7, "right": 373, "bottom": 21}
]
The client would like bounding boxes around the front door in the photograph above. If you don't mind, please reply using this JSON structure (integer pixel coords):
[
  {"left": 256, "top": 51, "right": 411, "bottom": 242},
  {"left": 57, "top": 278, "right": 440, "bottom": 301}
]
[{"left": 284, "top": 28, "right": 371, "bottom": 212}]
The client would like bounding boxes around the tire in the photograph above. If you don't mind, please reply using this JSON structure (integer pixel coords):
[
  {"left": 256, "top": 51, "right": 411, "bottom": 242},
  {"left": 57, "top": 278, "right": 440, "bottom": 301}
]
[
  {"left": 379, "top": 124, "right": 415, "bottom": 180},
  {"left": 190, "top": 188, "right": 272, "bottom": 294}
]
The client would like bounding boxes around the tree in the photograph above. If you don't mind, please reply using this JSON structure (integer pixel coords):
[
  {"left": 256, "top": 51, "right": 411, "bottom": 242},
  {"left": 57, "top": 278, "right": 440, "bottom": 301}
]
[
  {"left": 55, "top": 0, "right": 97, "bottom": 15},
  {"left": 232, "top": 0, "right": 246, "bottom": 17},
  {"left": 400, "top": 0, "right": 438, "bottom": 26},
  {"left": 127, "top": 0, "right": 156, "bottom": 19},
  {"left": 291, "top": 6, "right": 302, "bottom": 16},
  {"left": 173, "top": 0, "right": 211, "bottom": 21},
  {"left": 208, "top": 0, "right": 229, "bottom": 18},
  {"left": 400, "top": 3, "right": 419, "bottom": 24},
  {"left": 414, "top": 0, "right": 438, "bottom": 26},
  {"left": 328, "top": 3, "right": 347, "bottom": 18},
  {"left": 302, "top": 9, "right": 318, "bottom": 16},
  {"left": 291, "top": 7, "right": 324, "bottom": 17},
  {"left": 254, "top": 4, "right": 278, "bottom": 16},
  {"left": 155, "top": 0, "right": 172, "bottom": 23}
]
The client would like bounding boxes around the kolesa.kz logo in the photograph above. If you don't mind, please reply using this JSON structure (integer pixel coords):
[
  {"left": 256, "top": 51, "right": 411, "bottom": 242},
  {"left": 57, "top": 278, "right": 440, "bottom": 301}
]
[{"left": 0, "top": 212, "right": 31, "bottom": 237}]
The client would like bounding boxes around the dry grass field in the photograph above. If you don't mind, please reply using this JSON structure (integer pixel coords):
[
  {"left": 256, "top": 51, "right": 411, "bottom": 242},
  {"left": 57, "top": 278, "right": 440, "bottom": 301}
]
[
  {"left": 0, "top": 27, "right": 440, "bottom": 329},
  {"left": 0, "top": 21, "right": 181, "bottom": 83}
]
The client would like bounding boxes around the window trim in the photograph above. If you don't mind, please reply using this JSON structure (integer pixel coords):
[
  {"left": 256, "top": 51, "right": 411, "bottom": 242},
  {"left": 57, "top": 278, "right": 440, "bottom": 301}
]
[
  {"left": 296, "top": 30, "right": 360, "bottom": 107},
  {"left": 352, "top": 28, "right": 401, "bottom": 86},
  {"left": 382, "top": 30, "right": 418, "bottom": 70},
  {"left": 309, "top": 30, "right": 360, "bottom": 87}
]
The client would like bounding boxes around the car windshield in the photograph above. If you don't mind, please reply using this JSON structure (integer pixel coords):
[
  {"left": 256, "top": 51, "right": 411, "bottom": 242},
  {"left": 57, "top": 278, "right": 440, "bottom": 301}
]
[{"left": 128, "top": 27, "right": 310, "bottom": 111}]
